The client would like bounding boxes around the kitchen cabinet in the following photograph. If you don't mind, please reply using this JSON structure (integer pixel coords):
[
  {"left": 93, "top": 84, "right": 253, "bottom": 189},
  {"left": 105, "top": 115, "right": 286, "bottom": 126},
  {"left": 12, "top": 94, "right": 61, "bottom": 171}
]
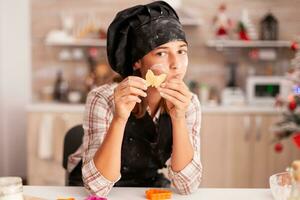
[
  {"left": 226, "top": 114, "right": 253, "bottom": 188},
  {"left": 251, "top": 114, "right": 270, "bottom": 188},
  {"left": 200, "top": 113, "right": 231, "bottom": 187},
  {"left": 27, "top": 111, "right": 83, "bottom": 185},
  {"left": 201, "top": 112, "right": 300, "bottom": 188},
  {"left": 245, "top": 113, "right": 300, "bottom": 188},
  {"left": 200, "top": 113, "right": 254, "bottom": 188}
]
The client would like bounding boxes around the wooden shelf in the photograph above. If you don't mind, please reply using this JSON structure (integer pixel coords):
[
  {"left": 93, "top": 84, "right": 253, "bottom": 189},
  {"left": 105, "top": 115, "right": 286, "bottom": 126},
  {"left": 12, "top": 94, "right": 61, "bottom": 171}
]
[
  {"left": 206, "top": 40, "right": 291, "bottom": 49},
  {"left": 44, "top": 12, "right": 202, "bottom": 48},
  {"left": 177, "top": 8, "right": 203, "bottom": 27},
  {"left": 45, "top": 37, "right": 106, "bottom": 47}
]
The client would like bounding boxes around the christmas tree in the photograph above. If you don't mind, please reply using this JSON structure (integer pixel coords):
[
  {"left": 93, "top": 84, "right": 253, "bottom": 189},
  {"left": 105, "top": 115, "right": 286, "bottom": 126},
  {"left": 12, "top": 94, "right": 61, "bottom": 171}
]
[{"left": 272, "top": 41, "right": 300, "bottom": 153}]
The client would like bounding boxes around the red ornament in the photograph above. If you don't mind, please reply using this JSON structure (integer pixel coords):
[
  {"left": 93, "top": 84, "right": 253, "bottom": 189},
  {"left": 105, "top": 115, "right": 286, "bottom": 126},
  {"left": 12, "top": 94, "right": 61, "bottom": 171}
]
[
  {"left": 239, "top": 31, "right": 249, "bottom": 41},
  {"left": 289, "top": 100, "right": 297, "bottom": 111},
  {"left": 217, "top": 27, "right": 227, "bottom": 36},
  {"left": 274, "top": 143, "right": 283, "bottom": 153},
  {"left": 293, "top": 133, "right": 300, "bottom": 149},
  {"left": 291, "top": 41, "right": 299, "bottom": 51}
]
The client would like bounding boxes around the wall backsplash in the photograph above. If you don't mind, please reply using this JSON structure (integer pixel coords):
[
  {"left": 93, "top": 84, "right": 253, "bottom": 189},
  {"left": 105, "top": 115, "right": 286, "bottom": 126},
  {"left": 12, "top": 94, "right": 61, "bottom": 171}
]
[{"left": 31, "top": 0, "right": 300, "bottom": 103}]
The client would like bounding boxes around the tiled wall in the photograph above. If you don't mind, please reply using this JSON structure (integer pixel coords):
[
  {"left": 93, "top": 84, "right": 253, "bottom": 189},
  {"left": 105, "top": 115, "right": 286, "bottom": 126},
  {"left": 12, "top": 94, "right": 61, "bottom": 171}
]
[{"left": 31, "top": 0, "right": 299, "bottom": 102}]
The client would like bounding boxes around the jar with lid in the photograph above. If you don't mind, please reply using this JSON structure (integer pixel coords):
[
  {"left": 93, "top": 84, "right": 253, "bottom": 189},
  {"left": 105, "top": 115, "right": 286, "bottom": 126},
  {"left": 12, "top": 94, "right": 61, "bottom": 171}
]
[
  {"left": 0, "top": 177, "right": 24, "bottom": 200},
  {"left": 288, "top": 161, "right": 300, "bottom": 200}
]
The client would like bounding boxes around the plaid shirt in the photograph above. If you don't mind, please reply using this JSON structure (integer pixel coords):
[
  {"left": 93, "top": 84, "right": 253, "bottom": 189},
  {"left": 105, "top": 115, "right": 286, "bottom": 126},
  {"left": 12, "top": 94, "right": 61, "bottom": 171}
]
[{"left": 68, "top": 83, "right": 202, "bottom": 197}]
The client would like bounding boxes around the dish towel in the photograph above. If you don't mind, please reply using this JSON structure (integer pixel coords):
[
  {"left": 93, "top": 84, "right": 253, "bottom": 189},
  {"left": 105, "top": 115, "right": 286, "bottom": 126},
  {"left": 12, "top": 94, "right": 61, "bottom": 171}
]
[{"left": 38, "top": 114, "right": 54, "bottom": 159}]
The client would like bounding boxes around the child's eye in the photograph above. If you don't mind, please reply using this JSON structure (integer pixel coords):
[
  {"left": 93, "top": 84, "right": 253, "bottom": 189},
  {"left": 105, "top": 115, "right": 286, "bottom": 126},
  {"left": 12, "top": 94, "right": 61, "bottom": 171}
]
[
  {"left": 178, "top": 49, "right": 187, "bottom": 55},
  {"left": 156, "top": 51, "right": 167, "bottom": 57}
]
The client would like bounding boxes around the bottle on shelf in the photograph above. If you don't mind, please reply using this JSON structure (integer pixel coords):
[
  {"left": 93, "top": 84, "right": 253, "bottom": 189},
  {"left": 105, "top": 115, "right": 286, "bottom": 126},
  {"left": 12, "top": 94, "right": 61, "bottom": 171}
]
[
  {"left": 53, "top": 70, "right": 68, "bottom": 102},
  {"left": 199, "top": 83, "right": 210, "bottom": 105}
]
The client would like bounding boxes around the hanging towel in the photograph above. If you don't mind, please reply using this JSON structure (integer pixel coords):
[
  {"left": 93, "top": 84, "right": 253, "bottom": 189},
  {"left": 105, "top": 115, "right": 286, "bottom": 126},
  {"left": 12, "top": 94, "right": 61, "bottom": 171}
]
[{"left": 38, "top": 114, "right": 54, "bottom": 159}]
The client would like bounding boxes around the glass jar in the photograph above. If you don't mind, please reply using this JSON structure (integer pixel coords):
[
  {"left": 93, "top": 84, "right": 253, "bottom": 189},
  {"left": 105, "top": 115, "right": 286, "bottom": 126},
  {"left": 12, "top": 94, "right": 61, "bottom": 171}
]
[
  {"left": 269, "top": 172, "right": 292, "bottom": 200},
  {"left": 288, "top": 164, "right": 300, "bottom": 200},
  {"left": 0, "top": 177, "right": 24, "bottom": 200},
  {"left": 288, "top": 182, "right": 300, "bottom": 200}
]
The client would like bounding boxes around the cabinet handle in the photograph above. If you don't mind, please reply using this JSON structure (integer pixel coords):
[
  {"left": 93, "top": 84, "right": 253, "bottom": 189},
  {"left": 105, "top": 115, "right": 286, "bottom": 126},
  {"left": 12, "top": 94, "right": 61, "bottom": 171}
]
[
  {"left": 255, "top": 116, "right": 262, "bottom": 141},
  {"left": 243, "top": 116, "right": 251, "bottom": 141}
]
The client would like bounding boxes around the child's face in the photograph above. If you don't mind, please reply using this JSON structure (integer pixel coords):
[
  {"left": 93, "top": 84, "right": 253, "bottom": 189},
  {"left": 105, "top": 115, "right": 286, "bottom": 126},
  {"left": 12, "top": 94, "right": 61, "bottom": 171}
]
[{"left": 135, "top": 40, "right": 188, "bottom": 81}]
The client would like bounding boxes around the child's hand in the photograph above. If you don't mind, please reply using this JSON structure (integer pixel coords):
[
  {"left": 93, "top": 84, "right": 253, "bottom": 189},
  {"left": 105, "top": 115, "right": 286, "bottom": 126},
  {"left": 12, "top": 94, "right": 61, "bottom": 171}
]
[
  {"left": 113, "top": 76, "right": 147, "bottom": 121},
  {"left": 158, "top": 79, "right": 192, "bottom": 119}
]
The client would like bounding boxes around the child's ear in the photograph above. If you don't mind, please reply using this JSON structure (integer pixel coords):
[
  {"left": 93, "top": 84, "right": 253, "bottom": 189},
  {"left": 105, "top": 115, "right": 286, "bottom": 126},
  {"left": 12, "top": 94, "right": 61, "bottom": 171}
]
[{"left": 133, "top": 60, "right": 142, "bottom": 70}]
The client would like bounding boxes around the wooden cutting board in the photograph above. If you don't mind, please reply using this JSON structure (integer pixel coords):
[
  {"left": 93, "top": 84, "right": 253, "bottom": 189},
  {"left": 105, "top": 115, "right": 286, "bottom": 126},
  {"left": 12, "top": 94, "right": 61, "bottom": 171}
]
[
  {"left": 24, "top": 195, "right": 46, "bottom": 200},
  {"left": 24, "top": 196, "right": 76, "bottom": 200}
]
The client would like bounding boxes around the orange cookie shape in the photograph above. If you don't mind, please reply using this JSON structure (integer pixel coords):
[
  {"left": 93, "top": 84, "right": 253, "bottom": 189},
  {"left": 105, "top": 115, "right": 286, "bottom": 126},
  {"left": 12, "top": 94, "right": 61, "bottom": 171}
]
[
  {"left": 145, "top": 189, "right": 172, "bottom": 200},
  {"left": 145, "top": 69, "right": 167, "bottom": 88}
]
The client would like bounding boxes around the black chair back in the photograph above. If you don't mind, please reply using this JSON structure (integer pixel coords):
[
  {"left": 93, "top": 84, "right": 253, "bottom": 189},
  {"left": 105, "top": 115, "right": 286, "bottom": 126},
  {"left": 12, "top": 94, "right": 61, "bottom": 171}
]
[{"left": 62, "top": 124, "right": 84, "bottom": 186}]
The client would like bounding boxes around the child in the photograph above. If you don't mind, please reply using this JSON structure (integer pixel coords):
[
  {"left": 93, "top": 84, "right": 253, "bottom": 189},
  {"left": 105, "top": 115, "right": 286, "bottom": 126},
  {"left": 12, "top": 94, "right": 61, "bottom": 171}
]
[{"left": 68, "top": 1, "right": 202, "bottom": 197}]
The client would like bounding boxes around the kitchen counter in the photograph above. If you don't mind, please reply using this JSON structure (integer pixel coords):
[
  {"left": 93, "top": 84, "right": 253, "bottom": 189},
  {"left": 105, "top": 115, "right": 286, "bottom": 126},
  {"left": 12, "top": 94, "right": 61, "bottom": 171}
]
[
  {"left": 26, "top": 103, "right": 290, "bottom": 187},
  {"left": 26, "top": 103, "right": 85, "bottom": 113},
  {"left": 26, "top": 102, "right": 284, "bottom": 114},
  {"left": 23, "top": 186, "right": 274, "bottom": 200},
  {"left": 202, "top": 104, "right": 284, "bottom": 114}
]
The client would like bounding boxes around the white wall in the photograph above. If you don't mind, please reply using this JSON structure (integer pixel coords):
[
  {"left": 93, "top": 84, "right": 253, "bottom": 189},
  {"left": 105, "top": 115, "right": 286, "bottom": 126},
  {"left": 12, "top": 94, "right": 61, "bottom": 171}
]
[
  {"left": 0, "top": 0, "right": 4, "bottom": 176},
  {"left": 0, "top": 0, "right": 31, "bottom": 177}
]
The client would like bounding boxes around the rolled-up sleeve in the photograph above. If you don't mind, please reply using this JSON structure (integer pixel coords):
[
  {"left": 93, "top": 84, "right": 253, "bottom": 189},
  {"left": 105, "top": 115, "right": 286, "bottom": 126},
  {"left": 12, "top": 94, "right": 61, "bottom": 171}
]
[
  {"left": 81, "top": 86, "right": 120, "bottom": 197},
  {"left": 168, "top": 94, "right": 203, "bottom": 195},
  {"left": 82, "top": 158, "right": 120, "bottom": 196}
]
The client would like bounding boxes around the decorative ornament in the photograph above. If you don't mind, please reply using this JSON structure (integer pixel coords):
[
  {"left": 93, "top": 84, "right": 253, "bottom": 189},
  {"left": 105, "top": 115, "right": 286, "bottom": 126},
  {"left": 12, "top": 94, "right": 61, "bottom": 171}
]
[
  {"left": 213, "top": 4, "right": 232, "bottom": 39},
  {"left": 237, "top": 9, "right": 257, "bottom": 40},
  {"left": 293, "top": 133, "right": 300, "bottom": 149},
  {"left": 274, "top": 142, "right": 283, "bottom": 153}
]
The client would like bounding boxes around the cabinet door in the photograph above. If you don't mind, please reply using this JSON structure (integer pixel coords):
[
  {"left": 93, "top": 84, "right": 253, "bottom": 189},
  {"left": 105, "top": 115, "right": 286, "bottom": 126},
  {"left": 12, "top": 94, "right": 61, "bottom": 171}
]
[
  {"left": 27, "top": 112, "right": 83, "bottom": 185},
  {"left": 251, "top": 114, "right": 275, "bottom": 188},
  {"left": 52, "top": 113, "right": 83, "bottom": 164},
  {"left": 200, "top": 113, "right": 231, "bottom": 187},
  {"left": 201, "top": 112, "right": 300, "bottom": 188},
  {"left": 27, "top": 112, "right": 64, "bottom": 185},
  {"left": 226, "top": 114, "right": 253, "bottom": 188},
  {"left": 201, "top": 113, "right": 255, "bottom": 188},
  {"left": 252, "top": 113, "right": 300, "bottom": 188}
]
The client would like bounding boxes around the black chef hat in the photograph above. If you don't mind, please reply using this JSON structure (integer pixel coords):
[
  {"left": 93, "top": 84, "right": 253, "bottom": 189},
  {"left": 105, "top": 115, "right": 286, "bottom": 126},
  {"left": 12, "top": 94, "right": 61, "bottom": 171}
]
[{"left": 107, "top": 1, "right": 187, "bottom": 78}]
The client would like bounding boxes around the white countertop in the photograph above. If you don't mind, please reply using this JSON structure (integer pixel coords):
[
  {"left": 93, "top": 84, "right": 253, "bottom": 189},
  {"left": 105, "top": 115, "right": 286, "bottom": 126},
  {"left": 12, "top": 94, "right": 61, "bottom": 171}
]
[
  {"left": 26, "top": 102, "right": 284, "bottom": 114},
  {"left": 201, "top": 105, "right": 283, "bottom": 114},
  {"left": 23, "top": 186, "right": 273, "bottom": 200},
  {"left": 26, "top": 103, "right": 86, "bottom": 113}
]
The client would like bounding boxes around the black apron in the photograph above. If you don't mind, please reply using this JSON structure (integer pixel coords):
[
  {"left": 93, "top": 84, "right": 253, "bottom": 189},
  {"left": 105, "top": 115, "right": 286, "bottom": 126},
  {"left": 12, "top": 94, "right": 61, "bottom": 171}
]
[
  {"left": 115, "top": 112, "right": 173, "bottom": 187},
  {"left": 69, "top": 112, "right": 173, "bottom": 187}
]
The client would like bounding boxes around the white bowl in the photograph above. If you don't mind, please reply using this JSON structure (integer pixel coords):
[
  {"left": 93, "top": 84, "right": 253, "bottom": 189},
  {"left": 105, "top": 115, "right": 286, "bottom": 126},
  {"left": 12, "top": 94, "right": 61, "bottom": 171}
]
[{"left": 269, "top": 172, "right": 292, "bottom": 200}]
